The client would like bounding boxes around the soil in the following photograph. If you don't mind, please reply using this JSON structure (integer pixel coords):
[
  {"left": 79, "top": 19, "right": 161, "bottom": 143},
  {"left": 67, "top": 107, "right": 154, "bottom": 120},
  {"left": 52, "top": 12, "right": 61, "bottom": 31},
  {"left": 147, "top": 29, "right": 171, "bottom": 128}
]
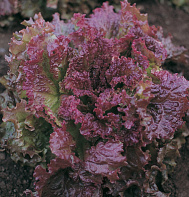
[
  {"left": 0, "top": 148, "right": 34, "bottom": 197},
  {"left": 0, "top": 0, "right": 189, "bottom": 196}
]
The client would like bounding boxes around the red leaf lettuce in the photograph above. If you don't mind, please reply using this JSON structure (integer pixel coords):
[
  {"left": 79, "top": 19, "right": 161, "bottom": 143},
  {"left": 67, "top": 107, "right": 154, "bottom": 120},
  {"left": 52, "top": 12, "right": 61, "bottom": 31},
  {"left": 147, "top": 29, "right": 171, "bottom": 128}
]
[{"left": 0, "top": 0, "right": 189, "bottom": 196}]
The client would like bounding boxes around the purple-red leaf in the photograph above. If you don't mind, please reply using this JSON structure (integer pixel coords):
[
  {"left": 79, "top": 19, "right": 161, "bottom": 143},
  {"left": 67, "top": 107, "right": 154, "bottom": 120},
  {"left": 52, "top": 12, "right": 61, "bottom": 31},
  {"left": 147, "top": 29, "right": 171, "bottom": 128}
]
[
  {"left": 84, "top": 140, "right": 127, "bottom": 182},
  {"left": 34, "top": 158, "right": 102, "bottom": 197},
  {"left": 144, "top": 70, "right": 189, "bottom": 140},
  {"left": 49, "top": 123, "right": 79, "bottom": 164}
]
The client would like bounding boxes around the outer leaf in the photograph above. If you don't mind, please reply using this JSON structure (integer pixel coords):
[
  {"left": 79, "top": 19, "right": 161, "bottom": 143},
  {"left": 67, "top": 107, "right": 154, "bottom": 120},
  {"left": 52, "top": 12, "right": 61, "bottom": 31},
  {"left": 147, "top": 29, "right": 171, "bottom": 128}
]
[
  {"left": 22, "top": 33, "right": 69, "bottom": 114},
  {"left": 2, "top": 100, "right": 32, "bottom": 137},
  {"left": 1, "top": 100, "right": 53, "bottom": 166},
  {"left": 49, "top": 123, "right": 79, "bottom": 164},
  {"left": 88, "top": 2, "right": 119, "bottom": 38},
  {"left": 34, "top": 158, "right": 71, "bottom": 197},
  {"left": 4, "top": 14, "right": 71, "bottom": 126},
  {"left": 103, "top": 146, "right": 150, "bottom": 196},
  {"left": 143, "top": 167, "right": 170, "bottom": 197},
  {"left": 118, "top": 0, "right": 148, "bottom": 38},
  {"left": 84, "top": 140, "right": 127, "bottom": 182},
  {"left": 132, "top": 37, "right": 167, "bottom": 67},
  {"left": 157, "top": 26, "right": 187, "bottom": 60},
  {"left": 51, "top": 13, "right": 75, "bottom": 36},
  {"left": 144, "top": 70, "right": 189, "bottom": 140},
  {"left": 0, "top": 89, "right": 16, "bottom": 110},
  {"left": 34, "top": 158, "right": 102, "bottom": 197}
]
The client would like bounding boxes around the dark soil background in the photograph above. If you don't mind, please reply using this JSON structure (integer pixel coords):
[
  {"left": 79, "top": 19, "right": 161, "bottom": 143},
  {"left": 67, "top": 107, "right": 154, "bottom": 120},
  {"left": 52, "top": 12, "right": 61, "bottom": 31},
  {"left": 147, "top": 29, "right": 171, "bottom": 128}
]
[{"left": 0, "top": 0, "right": 189, "bottom": 196}]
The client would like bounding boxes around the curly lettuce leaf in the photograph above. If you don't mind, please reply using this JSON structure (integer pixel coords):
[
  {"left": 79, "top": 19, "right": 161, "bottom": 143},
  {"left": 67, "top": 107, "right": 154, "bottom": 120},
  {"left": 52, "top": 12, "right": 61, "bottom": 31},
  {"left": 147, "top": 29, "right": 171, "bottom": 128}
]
[
  {"left": 106, "top": 56, "right": 144, "bottom": 89},
  {"left": 34, "top": 158, "right": 102, "bottom": 197},
  {"left": 102, "top": 146, "right": 150, "bottom": 196},
  {"left": 84, "top": 140, "right": 127, "bottom": 182},
  {"left": 145, "top": 70, "right": 189, "bottom": 140},
  {"left": 88, "top": 2, "right": 119, "bottom": 38},
  {"left": 0, "top": 89, "right": 16, "bottom": 110},
  {"left": 1, "top": 100, "right": 53, "bottom": 166},
  {"left": 49, "top": 123, "right": 80, "bottom": 164},
  {"left": 3, "top": 14, "right": 71, "bottom": 127}
]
